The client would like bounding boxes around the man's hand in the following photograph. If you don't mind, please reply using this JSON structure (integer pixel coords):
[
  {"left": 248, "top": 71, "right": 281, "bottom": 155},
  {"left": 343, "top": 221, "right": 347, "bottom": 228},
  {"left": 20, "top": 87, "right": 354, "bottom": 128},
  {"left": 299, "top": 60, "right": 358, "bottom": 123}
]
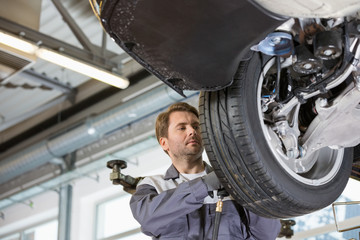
[{"left": 202, "top": 171, "right": 222, "bottom": 191}]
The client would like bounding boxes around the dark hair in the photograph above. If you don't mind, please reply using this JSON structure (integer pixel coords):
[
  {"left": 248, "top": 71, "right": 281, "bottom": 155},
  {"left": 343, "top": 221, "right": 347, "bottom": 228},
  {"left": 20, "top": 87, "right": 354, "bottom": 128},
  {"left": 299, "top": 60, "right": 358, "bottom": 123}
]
[{"left": 155, "top": 102, "right": 199, "bottom": 143}]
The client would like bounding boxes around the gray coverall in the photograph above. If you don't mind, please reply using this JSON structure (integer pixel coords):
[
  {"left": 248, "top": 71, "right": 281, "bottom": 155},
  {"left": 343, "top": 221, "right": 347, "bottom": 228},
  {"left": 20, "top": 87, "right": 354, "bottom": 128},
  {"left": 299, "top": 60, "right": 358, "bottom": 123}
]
[{"left": 130, "top": 162, "right": 281, "bottom": 239}]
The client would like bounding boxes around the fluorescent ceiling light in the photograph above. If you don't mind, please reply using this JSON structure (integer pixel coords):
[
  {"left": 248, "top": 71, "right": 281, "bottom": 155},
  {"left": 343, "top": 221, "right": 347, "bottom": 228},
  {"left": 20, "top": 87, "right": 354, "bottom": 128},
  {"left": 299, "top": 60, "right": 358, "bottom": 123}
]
[
  {"left": 0, "top": 32, "right": 129, "bottom": 89},
  {"left": 36, "top": 48, "right": 129, "bottom": 89},
  {"left": 0, "top": 32, "right": 38, "bottom": 54}
]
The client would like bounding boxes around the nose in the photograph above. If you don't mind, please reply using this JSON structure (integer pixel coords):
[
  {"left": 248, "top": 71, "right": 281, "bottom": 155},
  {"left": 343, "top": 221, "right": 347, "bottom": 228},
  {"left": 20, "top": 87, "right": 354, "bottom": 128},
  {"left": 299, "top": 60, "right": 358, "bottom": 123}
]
[{"left": 188, "top": 126, "right": 197, "bottom": 136}]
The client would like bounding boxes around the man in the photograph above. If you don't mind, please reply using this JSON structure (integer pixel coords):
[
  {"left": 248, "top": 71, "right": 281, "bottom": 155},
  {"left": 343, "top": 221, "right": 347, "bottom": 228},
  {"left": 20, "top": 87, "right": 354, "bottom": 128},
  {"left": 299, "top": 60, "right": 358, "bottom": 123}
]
[{"left": 130, "top": 102, "right": 280, "bottom": 239}]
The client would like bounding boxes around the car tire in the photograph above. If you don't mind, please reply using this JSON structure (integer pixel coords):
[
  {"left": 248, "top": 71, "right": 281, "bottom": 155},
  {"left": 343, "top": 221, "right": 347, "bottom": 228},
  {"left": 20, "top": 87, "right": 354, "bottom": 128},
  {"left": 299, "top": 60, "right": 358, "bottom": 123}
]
[{"left": 199, "top": 52, "right": 353, "bottom": 218}]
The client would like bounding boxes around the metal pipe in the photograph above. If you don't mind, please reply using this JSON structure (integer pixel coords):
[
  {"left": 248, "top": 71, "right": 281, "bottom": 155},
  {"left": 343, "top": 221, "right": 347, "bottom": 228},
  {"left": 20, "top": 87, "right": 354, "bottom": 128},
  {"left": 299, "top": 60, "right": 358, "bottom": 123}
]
[
  {"left": 57, "top": 184, "right": 72, "bottom": 240},
  {"left": 0, "top": 85, "right": 197, "bottom": 185},
  {"left": 0, "top": 95, "right": 68, "bottom": 131}
]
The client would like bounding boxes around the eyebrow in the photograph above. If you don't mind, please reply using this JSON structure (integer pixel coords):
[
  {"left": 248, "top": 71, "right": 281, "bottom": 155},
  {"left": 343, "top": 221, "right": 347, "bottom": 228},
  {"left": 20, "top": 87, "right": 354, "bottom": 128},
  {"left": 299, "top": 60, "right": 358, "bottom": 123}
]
[{"left": 174, "top": 121, "right": 199, "bottom": 127}]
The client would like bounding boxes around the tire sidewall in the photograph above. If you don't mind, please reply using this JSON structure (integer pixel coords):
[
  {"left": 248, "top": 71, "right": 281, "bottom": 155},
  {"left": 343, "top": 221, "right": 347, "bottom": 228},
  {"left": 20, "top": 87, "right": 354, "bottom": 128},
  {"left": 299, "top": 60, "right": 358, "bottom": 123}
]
[{"left": 236, "top": 52, "right": 352, "bottom": 207}]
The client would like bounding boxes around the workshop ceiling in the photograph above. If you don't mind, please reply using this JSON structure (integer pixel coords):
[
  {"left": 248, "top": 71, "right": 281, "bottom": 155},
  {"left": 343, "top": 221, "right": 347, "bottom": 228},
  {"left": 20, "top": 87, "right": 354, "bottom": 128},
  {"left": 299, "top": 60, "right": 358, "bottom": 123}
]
[
  {"left": 0, "top": 0, "right": 163, "bottom": 205},
  {"left": 0, "top": 0, "right": 145, "bottom": 154}
]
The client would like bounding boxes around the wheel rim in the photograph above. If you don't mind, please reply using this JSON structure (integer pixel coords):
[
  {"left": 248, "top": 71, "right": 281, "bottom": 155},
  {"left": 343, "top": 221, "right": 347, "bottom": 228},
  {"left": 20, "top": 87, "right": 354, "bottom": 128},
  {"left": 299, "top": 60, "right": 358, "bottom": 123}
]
[{"left": 257, "top": 57, "right": 344, "bottom": 186}]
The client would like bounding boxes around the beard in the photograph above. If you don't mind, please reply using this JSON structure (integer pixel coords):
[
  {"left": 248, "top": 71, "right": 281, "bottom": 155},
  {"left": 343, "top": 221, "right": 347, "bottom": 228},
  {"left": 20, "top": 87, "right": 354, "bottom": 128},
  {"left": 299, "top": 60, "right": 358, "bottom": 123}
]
[{"left": 171, "top": 144, "right": 204, "bottom": 161}]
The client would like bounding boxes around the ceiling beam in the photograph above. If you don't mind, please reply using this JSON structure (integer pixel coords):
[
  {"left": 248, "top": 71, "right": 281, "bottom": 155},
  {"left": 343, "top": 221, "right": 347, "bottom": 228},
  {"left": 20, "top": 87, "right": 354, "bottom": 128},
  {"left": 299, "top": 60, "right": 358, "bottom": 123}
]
[
  {"left": 51, "top": 0, "right": 100, "bottom": 55},
  {"left": 22, "top": 69, "right": 76, "bottom": 96},
  {"left": 0, "top": 17, "right": 127, "bottom": 73}
]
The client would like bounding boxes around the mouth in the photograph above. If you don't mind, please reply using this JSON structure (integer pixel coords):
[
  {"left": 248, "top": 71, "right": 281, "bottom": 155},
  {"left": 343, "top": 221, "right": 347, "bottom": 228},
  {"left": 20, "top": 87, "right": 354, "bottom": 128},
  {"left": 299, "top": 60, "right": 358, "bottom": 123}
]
[{"left": 187, "top": 139, "right": 200, "bottom": 145}]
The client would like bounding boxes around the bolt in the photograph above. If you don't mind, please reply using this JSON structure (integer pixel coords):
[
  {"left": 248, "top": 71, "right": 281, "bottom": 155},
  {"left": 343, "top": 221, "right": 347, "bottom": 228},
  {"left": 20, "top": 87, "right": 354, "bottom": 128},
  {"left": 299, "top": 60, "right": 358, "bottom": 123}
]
[
  {"left": 279, "top": 123, "right": 287, "bottom": 136},
  {"left": 262, "top": 104, "right": 268, "bottom": 112},
  {"left": 303, "top": 63, "right": 312, "bottom": 70},
  {"left": 319, "top": 98, "right": 328, "bottom": 107},
  {"left": 299, "top": 146, "right": 306, "bottom": 158},
  {"left": 357, "top": 24, "right": 360, "bottom": 33},
  {"left": 287, "top": 149, "right": 295, "bottom": 158},
  {"left": 323, "top": 49, "right": 334, "bottom": 56},
  {"left": 36, "top": 40, "right": 43, "bottom": 46}
]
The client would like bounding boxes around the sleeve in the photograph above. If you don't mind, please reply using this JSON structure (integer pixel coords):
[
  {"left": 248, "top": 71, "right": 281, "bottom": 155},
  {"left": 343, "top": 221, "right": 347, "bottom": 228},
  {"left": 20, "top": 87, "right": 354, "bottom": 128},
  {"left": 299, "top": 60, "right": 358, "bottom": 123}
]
[
  {"left": 245, "top": 209, "right": 281, "bottom": 240},
  {"left": 130, "top": 177, "right": 209, "bottom": 237}
]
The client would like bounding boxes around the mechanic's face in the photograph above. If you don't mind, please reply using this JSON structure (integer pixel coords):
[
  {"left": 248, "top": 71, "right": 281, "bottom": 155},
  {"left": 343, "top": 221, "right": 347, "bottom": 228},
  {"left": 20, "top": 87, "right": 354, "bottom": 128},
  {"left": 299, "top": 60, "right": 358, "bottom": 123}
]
[{"left": 160, "top": 111, "right": 203, "bottom": 161}]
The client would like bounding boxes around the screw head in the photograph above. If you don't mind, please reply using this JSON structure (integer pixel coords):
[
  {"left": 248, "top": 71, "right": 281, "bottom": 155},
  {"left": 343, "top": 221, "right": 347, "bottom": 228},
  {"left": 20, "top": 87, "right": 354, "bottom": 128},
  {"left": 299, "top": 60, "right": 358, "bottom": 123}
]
[
  {"left": 324, "top": 49, "right": 334, "bottom": 56},
  {"left": 319, "top": 98, "right": 328, "bottom": 107},
  {"left": 303, "top": 63, "right": 312, "bottom": 70}
]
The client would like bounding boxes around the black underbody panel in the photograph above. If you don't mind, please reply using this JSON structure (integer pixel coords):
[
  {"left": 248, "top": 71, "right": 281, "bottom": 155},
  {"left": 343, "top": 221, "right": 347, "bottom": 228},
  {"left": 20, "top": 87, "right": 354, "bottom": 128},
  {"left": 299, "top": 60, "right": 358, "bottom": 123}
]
[{"left": 100, "top": 0, "right": 285, "bottom": 95}]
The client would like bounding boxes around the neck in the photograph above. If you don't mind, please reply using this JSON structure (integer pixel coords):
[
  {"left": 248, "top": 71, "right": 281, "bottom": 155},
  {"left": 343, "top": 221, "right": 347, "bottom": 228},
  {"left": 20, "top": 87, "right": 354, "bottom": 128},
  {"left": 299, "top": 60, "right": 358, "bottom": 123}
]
[{"left": 172, "top": 157, "right": 205, "bottom": 174}]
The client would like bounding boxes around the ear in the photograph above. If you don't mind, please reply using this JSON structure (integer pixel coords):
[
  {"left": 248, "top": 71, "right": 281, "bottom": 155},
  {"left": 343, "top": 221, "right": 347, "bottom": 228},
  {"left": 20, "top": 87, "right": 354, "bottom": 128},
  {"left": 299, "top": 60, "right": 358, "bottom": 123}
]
[{"left": 159, "top": 137, "right": 169, "bottom": 152}]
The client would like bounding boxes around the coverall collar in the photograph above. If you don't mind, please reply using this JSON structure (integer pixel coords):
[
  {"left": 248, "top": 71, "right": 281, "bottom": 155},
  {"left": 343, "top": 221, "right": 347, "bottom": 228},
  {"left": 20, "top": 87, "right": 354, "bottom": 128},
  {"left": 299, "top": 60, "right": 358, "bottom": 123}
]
[{"left": 164, "top": 161, "right": 213, "bottom": 180}]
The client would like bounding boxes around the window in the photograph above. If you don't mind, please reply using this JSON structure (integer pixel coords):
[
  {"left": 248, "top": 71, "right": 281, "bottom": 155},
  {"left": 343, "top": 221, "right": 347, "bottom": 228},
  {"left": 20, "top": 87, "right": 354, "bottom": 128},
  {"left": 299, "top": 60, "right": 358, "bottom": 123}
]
[
  {"left": 292, "top": 178, "right": 360, "bottom": 239},
  {"left": 24, "top": 220, "right": 57, "bottom": 240},
  {"left": 0, "top": 233, "right": 20, "bottom": 240},
  {"left": 0, "top": 220, "right": 57, "bottom": 240},
  {"left": 95, "top": 194, "right": 151, "bottom": 240}
]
